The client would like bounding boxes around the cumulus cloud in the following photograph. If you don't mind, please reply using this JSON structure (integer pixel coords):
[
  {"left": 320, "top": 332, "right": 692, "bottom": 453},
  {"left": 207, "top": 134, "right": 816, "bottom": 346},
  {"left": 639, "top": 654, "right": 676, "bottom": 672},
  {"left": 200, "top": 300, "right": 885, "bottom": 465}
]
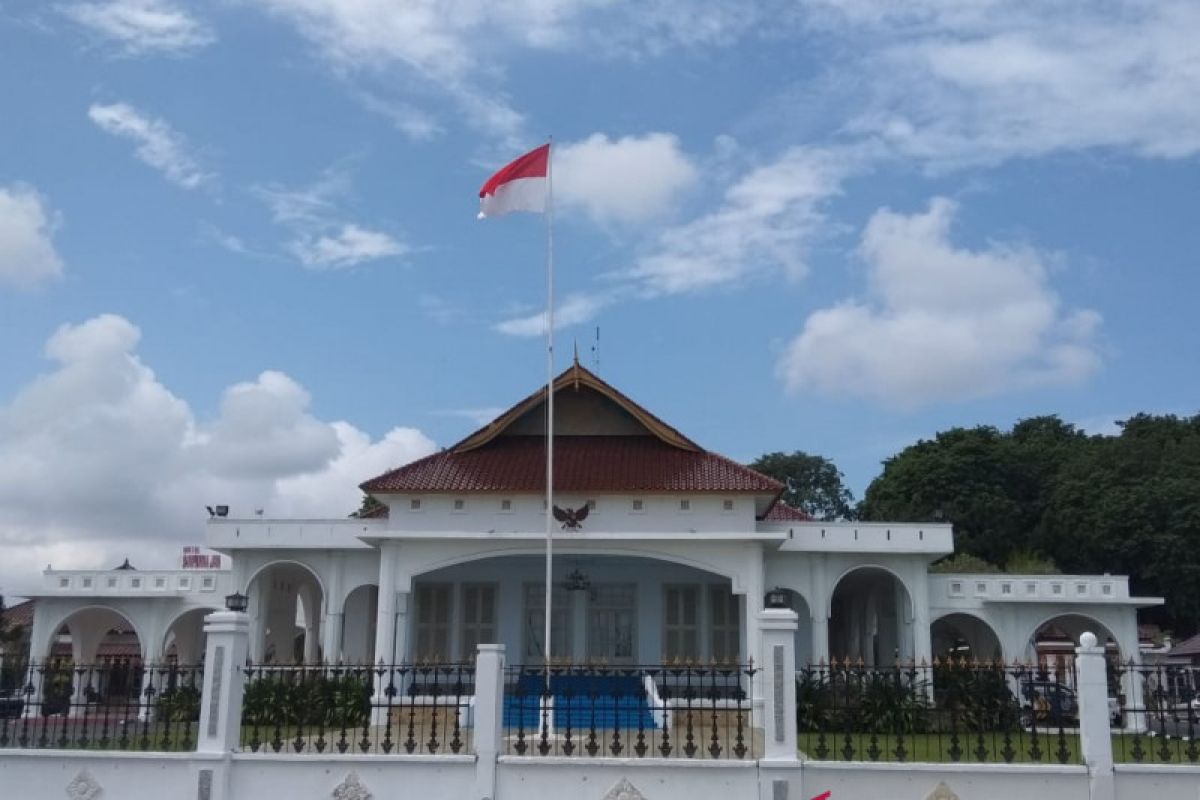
[
  {"left": 0, "top": 314, "right": 436, "bottom": 591},
  {"left": 0, "top": 184, "right": 65, "bottom": 290},
  {"left": 555, "top": 133, "right": 698, "bottom": 224},
  {"left": 88, "top": 102, "right": 213, "bottom": 189},
  {"left": 59, "top": 0, "right": 215, "bottom": 56},
  {"left": 777, "top": 198, "right": 1102, "bottom": 408}
]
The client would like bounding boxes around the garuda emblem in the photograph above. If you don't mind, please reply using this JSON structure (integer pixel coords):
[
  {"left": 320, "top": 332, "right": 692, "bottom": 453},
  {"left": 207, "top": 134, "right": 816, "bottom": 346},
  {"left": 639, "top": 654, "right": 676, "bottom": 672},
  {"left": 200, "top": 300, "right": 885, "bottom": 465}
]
[{"left": 552, "top": 504, "right": 589, "bottom": 530}]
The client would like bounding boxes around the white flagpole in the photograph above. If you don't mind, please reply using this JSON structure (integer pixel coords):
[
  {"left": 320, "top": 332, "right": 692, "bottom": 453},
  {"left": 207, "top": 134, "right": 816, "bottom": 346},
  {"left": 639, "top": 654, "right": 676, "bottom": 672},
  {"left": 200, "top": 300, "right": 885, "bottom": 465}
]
[{"left": 543, "top": 139, "right": 555, "bottom": 671}]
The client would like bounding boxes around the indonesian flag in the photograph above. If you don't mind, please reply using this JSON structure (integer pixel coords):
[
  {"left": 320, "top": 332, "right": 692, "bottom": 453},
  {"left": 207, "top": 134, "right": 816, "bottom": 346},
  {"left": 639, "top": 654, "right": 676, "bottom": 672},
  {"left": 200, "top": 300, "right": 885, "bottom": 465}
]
[{"left": 478, "top": 143, "right": 550, "bottom": 219}]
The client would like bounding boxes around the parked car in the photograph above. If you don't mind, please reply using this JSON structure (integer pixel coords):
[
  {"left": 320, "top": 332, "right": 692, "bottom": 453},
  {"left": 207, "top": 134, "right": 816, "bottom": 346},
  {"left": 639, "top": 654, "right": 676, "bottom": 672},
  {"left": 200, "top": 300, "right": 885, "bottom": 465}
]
[{"left": 1019, "top": 680, "right": 1079, "bottom": 728}]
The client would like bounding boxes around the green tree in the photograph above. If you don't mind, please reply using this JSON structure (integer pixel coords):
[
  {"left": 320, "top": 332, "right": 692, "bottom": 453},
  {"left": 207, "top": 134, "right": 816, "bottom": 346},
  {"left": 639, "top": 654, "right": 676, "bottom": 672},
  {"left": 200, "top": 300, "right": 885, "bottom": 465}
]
[
  {"left": 749, "top": 451, "right": 856, "bottom": 520},
  {"left": 352, "top": 494, "right": 385, "bottom": 518}
]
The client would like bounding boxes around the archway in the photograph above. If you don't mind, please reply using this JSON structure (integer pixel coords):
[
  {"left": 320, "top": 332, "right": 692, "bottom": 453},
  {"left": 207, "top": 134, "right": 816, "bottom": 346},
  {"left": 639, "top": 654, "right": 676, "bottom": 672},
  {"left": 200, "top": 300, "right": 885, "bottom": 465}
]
[
  {"left": 248, "top": 561, "right": 325, "bottom": 663},
  {"left": 931, "top": 613, "right": 1004, "bottom": 662},
  {"left": 341, "top": 584, "right": 379, "bottom": 663},
  {"left": 46, "top": 607, "right": 145, "bottom": 714},
  {"left": 162, "top": 608, "right": 216, "bottom": 664},
  {"left": 828, "top": 567, "right": 914, "bottom": 666},
  {"left": 1025, "top": 613, "right": 1120, "bottom": 690}
]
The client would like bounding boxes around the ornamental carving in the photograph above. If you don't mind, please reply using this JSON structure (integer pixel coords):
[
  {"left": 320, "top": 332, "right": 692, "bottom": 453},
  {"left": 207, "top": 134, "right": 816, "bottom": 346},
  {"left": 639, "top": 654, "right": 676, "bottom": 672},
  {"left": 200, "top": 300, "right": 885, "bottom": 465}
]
[
  {"left": 925, "top": 782, "right": 959, "bottom": 800},
  {"left": 66, "top": 770, "right": 102, "bottom": 800},
  {"left": 601, "top": 777, "right": 647, "bottom": 800},
  {"left": 332, "top": 772, "right": 372, "bottom": 800}
]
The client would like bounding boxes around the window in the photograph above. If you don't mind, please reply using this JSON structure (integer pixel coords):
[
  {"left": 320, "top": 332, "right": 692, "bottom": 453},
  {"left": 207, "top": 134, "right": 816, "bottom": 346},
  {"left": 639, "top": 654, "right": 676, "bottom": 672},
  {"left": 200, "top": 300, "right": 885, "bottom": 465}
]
[
  {"left": 949, "top": 581, "right": 963, "bottom": 596},
  {"left": 413, "top": 583, "right": 452, "bottom": 661},
  {"left": 500, "top": 499, "right": 512, "bottom": 512},
  {"left": 1025, "top": 582, "right": 1038, "bottom": 595},
  {"left": 107, "top": 577, "right": 118, "bottom": 589},
  {"left": 179, "top": 577, "right": 191, "bottom": 590},
  {"left": 1076, "top": 583, "right": 1089, "bottom": 595},
  {"left": 679, "top": 499, "right": 691, "bottom": 512},
  {"left": 453, "top": 498, "right": 466, "bottom": 511},
  {"left": 201, "top": 576, "right": 215, "bottom": 590},
  {"left": 82, "top": 577, "right": 93, "bottom": 588},
  {"left": 663, "top": 585, "right": 700, "bottom": 661},
  {"left": 587, "top": 499, "right": 597, "bottom": 511},
  {"left": 722, "top": 499, "right": 735, "bottom": 512},
  {"left": 1000, "top": 582, "right": 1013, "bottom": 595},
  {"left": 631, "top": 499, "right": 644, "bottom": 512},
  {"left": 975, "top": 582, "right": 987, "bottom": 595},
  {"left": 710, "top": 586, "right": 741, "bottom": 662},
  {"left": 409, "top": 498, "right": 422, "bottom": 511},
  {"left": 59, "top": 577, "right": 70, "bottom": 588},
  {"left": 1051, "top": 583, "right": 1063, "bottom": 595},
  {"left": 523, "top": 583, "right": 572, "bottom": 662},
  {"left": 587, "top": 584, "right": 637, "bottom": 662},
  {"left": 460, "top": 583, "right": 498, "bottom": 656},
  {"left": 131, "top": 578, "right": 142, "bottom": 588},
  {"left": 1101, "top": 584, "right": 1113, "bottom": 596}
]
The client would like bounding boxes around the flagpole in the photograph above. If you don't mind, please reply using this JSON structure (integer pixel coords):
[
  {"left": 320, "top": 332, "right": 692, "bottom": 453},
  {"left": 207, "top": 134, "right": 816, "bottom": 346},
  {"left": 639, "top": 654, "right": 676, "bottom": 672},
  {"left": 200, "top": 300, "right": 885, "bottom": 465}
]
[{"left": 544, "top": 138, "right": 555, "bottom": 673}]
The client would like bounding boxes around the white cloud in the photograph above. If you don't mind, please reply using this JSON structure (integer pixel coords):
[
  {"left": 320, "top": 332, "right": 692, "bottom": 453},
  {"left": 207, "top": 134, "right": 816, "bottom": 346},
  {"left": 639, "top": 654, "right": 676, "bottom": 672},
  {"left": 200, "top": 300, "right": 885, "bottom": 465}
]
[
  {"left": 355, "top": 90, "right": 442, "bottom": 140},
  {"left": 808, "top": 0, "right": 1200, "bottom": 163},
  {"left": 60, "top": 0, "right": 215, "bottom": 56},
  {"left": 628, "top": 146, "right": 857, "bottom": 295},
  {"left": 290, "top": 224, "right": 408, "bottom": 269},
  {"left": 777, "top": 198, "right": 1102, "bottom": 408},
  {"left": 0, "top": 184, "right": 65, "bottom": 290},
  {"left": 0, "top": 314, "right": 436, "bottom": 591},
  {"left": 555, "top": 133, "right": 698, "bottom": 225},
  {"left": 256, "top": 169, "right": 410, "bottom": 269},
  {"left": 88, "top": 102, "right": 212, "bottom": 189},
  {"left": 495, "top": 292, "right": 614, "bottom": 337}
]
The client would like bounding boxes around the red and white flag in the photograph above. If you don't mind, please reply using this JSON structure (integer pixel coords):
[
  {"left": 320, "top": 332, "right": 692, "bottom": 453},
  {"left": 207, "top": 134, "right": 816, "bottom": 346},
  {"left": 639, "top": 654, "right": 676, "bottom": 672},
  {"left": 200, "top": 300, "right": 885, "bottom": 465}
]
[{"left": 478, "top": 143, "right": 550, "bottom": 219}]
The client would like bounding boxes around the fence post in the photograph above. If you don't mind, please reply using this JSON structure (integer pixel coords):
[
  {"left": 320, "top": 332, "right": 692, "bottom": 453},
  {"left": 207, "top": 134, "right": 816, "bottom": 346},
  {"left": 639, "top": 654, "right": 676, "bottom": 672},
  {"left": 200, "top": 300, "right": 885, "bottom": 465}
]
[
  {"left": 1076, "top": 632, "right": 1115, "bottom": 800},
  {"left": 197, "top": 611, "right": 250, "bottom": 754},
  {"left": 474, "top": 644, "right": 506, "bottom": 800},
  {"left": 759, "top": 608, "right": 799, "bottom": 762}
]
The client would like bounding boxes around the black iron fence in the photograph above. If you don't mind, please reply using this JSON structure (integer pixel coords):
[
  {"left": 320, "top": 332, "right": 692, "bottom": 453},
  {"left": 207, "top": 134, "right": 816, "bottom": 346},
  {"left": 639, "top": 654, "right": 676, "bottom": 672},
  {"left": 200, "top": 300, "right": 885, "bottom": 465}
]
[
  {"left": 502, "top": 663, "right": 757, "bottom": 759},
  {"left": 238, "top": 662, "right": 475, "bottom": 755},
  {"left": 1114, "top": 662, "right": 1200, "bottom": 763},
  {"left": 797, "top": 660, "right": 1083, "bottom": 764},
  {"left": 0, "top": 659, "right": 204, "bottom": 751}
]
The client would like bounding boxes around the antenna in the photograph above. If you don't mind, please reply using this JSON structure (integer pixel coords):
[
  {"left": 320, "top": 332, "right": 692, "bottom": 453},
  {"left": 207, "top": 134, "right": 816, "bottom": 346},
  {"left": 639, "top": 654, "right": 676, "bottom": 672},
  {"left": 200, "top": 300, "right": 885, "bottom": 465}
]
[{"left": 591, "top": 326, "right": 600, "bottom": 370}]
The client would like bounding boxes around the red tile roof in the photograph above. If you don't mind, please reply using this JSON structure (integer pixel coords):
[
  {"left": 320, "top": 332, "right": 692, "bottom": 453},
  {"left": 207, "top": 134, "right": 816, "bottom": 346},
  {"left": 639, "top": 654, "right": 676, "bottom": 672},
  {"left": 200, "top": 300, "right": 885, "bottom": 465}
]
[
  {"left": 362, "top": 435, "right": 783, "bottom": 494},
  {"left": 762, "top": 502, "right": 813, "bottom": 521},
  {"left": 1, "top": 599, "right": 33, "bottom": 630},
  {"left": 1169, "top": 633, "right": 1200, "bottom": 657}
]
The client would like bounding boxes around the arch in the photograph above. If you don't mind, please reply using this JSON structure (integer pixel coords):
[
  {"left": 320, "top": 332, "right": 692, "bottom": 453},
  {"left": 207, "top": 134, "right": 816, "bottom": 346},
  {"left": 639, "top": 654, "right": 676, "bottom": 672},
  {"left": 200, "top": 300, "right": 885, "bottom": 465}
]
[
  {"left": 248, "top": 560, "right": 326, "bottom": 664},
  {"left": 405, "top": 544, "right": 748, "bottom": 592},
  {"left": 38, "top": 604, "right": 148, "bottom": 663},
  {"left": 245, "top": 558, "right": 328, "bottom": 600},
  {"left": 828, "top": 566, "right": 915, "bottom": 666},
  {"left": 1023, "top": 612, "right": 1122, "bottom": 662},
  {"left": 827, "top": 563, "right": 916, "bottom": 619},
  {"left": 160, "top": 607, "right": 218, "bottom": 664},
  {"left": 931, "top": 612, "right": 1004, "bottom": 662},
  {"left": 341, "top": 584, "right": 379, "bottom": 663}
]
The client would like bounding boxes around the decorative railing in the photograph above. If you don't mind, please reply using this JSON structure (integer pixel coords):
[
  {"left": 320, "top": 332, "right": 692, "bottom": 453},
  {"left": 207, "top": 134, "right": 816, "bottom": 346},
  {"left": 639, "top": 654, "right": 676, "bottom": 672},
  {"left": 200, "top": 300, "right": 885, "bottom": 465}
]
[
  {"left": 0, "top": 659, "right": 204, "bottom": 751},
  {"left": 502, "top": 663, "right": 757, "bottom": 759},
  {"left": 238, "top": 662, "right": 475, "bottom": 755},
  {"left": 797, "top": 660, "right": 1083, "bottom": 764},
  {"left": 1114, "top": 662, "right": 1200, "bottom": 763}
]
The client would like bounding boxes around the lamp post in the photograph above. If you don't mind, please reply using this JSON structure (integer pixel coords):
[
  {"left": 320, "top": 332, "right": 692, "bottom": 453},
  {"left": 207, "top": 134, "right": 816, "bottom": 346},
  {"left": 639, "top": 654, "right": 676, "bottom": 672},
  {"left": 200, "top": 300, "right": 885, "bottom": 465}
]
[{"left": 224, "top": 592, "right": 249, "bottom": 613}]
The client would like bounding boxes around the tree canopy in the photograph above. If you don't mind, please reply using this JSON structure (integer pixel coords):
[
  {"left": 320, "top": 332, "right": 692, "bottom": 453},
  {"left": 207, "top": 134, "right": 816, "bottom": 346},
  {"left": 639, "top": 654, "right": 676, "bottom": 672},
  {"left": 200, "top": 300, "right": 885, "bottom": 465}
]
[
  {"left": 749, "top": 450, "right": 856, "bottom": 521},
  {"left": 859, "top": 413, "right": 1200, "bottom": 635}
]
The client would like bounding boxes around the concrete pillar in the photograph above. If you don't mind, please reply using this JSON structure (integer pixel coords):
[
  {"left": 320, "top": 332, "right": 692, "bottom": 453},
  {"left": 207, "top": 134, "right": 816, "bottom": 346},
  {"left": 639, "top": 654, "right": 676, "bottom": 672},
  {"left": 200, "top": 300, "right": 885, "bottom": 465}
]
[
  {"left": 322, "top": 555, "right": 344, "bottom": 662},
  {"left": 196, "top": 611, "right": 251, "bottom": 800},
  {"left": 1076, "top": 632, "right": 1115, "bottom": 800},
  {"left": 912, "top": 577, "right": 932, "bottom": 666},
  {"left": 473, "top": 644, "right": 506, "bottom": 800},
  {"left": 811, "top": 615, "right": 830, "bottom": 666},
  {"left": 759, "top": 608, "right": 799, "bottom": 763}
]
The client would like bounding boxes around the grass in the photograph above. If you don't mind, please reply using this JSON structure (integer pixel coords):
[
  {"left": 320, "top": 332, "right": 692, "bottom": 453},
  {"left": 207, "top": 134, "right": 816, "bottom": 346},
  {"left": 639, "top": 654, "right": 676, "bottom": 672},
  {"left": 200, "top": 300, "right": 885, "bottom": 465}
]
[{"left": 798, "top": 731, "right": 1082, "bottom": 764}]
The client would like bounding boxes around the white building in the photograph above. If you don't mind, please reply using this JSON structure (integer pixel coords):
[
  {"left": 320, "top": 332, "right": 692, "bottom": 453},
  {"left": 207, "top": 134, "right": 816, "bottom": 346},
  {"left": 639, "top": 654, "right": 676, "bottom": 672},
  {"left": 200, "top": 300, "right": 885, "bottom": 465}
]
[{"left": 19, "top": 362, "right": 1161, "bottom": 688}]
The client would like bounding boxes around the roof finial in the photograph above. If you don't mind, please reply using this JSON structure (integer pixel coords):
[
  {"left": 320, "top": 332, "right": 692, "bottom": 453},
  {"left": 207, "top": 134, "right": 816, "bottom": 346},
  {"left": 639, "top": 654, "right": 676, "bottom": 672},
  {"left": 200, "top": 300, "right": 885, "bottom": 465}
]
[
  {"left": 572, "top": 340, "right": 579, "bottom": 366},
  {"left": 571, "top": 340, "right": 582, "bottom": 388}
]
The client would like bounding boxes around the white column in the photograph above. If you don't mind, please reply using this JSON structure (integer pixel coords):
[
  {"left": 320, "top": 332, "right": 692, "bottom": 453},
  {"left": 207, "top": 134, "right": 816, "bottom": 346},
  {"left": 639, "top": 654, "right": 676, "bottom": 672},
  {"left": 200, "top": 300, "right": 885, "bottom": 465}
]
[
  {"left": 196, "top": 611, "right": 250, "bottom": 800},
  {"left": 322, "top": 554, "right": 344, "bottom": 662},
  {"left": 911, "top": 568, "right": 932, "bottom": 666},
  {"left": 1076, "top": 632, "right": 1115, "bottom": 800},
  {"left": 473, "top": 644, "right": 506, "bottom": 800},
  {"left": 758, "top": 608, "right": 799, "bottom": 762}
]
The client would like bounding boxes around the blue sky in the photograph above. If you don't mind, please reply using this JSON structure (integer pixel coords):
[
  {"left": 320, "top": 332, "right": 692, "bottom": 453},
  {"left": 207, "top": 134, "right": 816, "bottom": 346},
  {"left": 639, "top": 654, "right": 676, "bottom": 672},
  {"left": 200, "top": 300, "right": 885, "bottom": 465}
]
[{"left": 1, "top": 1, "right": 1198, "bottom": 588}]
